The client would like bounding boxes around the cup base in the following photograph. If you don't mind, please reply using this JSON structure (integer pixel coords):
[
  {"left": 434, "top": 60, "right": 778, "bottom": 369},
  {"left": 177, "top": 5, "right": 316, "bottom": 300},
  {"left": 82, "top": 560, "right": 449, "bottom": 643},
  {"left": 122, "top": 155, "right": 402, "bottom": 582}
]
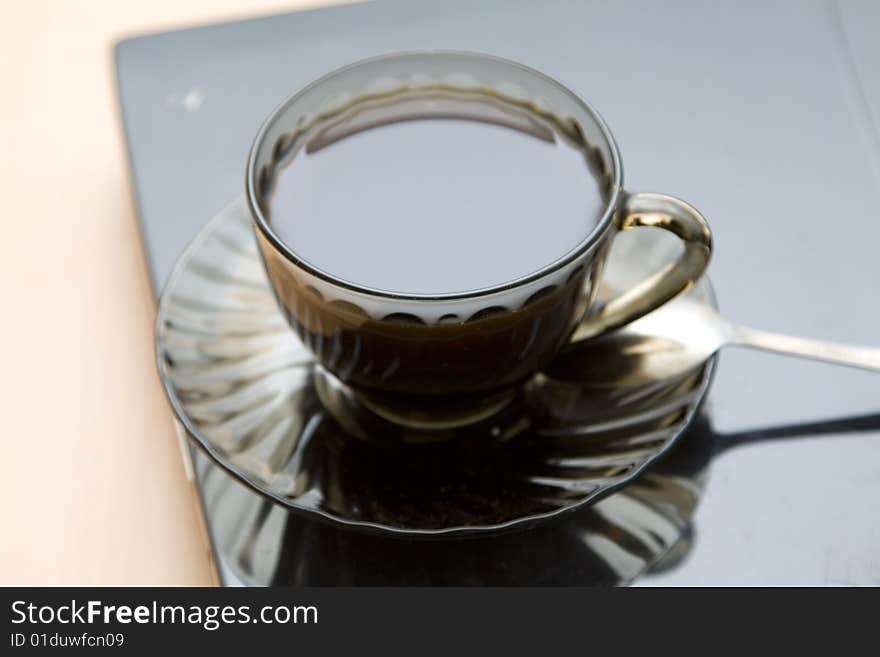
[{"left": 313, "top": 365, "right": 532, "bottom": 445}]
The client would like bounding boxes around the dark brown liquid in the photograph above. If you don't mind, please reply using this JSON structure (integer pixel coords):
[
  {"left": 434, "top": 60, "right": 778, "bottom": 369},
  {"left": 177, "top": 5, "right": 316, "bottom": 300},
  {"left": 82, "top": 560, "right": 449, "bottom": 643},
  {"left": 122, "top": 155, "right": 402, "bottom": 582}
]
[
  {"left": 257, "top": 227, "right": 601, "bottom": 397},
  {"left": 267, "top": 92, "right": 606, "bottom": 295},
  {"left": 255, "top": 90, "right": 611, "bottom": 398}
]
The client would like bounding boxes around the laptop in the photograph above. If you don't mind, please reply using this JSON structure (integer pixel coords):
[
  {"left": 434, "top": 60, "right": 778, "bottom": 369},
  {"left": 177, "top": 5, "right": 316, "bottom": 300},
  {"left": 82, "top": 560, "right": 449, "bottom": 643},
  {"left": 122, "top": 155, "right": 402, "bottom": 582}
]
[{"left": 116, "top": 0, "right": 880, "bottom": 585}]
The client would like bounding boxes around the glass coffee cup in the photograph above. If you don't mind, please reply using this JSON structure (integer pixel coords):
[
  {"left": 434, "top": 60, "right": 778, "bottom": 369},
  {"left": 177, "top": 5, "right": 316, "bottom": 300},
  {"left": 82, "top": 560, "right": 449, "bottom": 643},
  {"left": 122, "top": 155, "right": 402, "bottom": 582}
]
[{"left": 246, "top": 51, "right": 712, "bottom": 434}]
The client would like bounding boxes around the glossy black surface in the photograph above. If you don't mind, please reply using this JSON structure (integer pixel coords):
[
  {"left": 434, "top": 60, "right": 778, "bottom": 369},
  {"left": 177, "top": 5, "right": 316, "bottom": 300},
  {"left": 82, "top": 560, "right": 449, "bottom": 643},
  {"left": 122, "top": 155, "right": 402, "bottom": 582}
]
[
  {"left": 121, "top": 0, "right": 880, "bottom": 583},
  {"left": 196, "top": 408, "right": 880, "bottom": 585}
]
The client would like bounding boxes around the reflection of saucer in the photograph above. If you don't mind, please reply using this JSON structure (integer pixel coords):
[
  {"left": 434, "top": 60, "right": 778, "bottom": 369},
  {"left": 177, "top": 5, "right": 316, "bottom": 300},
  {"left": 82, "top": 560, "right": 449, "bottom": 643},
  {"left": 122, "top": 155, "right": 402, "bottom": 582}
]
[
  {"left": 196, "top": 421, "right": 712, "bottom": 585},
  {"left": 157, "top": 198, "right": 716, "bottom": 537}
]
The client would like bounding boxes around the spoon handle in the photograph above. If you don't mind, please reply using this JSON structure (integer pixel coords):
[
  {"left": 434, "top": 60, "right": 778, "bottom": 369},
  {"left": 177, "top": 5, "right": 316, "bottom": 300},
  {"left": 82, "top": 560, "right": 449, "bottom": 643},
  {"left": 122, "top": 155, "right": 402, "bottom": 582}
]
[{"left": 732, "top": 326, "right": 880, "bottom": 373}]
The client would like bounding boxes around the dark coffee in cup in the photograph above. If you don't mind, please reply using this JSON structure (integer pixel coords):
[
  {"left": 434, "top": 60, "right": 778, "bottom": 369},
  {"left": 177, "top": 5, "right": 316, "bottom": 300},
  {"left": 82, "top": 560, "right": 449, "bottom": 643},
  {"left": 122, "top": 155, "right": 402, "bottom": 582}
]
[
  {"left": 268, "top": 91, "right": 608, "bottom": 296},
  {"left": 253, "top": 89, "right": 610, "bottom": 396},
  {"left": 256, "top": 88, "right": 611, "bottom": 397}
]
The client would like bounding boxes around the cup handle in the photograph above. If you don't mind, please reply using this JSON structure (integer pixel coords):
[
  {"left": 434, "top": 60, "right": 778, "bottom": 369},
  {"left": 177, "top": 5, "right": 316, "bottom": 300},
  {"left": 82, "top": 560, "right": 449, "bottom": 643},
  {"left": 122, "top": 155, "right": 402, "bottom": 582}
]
[{"left": 575, "top": 192, "right": 713, "bottom": 340}]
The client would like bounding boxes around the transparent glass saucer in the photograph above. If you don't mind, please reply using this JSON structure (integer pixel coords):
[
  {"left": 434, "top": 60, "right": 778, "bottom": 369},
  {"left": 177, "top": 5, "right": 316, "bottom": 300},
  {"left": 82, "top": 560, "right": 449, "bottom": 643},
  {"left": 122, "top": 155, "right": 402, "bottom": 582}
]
[{"left": 156, "top": 198, "right": 716, "bottom": 537}]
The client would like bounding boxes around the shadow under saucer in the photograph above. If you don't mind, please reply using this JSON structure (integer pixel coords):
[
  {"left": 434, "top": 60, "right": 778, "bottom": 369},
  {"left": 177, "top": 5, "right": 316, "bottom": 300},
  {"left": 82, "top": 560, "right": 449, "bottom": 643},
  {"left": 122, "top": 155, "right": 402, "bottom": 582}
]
[{"left": 197, "top": 407, "right": 880, "bottom": 585}]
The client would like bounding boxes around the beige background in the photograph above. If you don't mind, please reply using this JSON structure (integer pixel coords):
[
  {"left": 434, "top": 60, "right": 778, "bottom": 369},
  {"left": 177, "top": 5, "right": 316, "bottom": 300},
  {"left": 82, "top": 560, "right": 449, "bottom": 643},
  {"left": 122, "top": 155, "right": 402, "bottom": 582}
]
[{"left": 0, "top": 0, "right": 342, "bottom": 585}]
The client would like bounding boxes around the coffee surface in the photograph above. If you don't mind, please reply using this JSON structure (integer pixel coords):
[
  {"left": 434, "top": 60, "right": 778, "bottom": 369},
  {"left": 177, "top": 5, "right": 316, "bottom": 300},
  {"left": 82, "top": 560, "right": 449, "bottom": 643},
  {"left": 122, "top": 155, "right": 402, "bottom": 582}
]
[{"left": 268, "top": 100, "right": 606, "bottom": 295}]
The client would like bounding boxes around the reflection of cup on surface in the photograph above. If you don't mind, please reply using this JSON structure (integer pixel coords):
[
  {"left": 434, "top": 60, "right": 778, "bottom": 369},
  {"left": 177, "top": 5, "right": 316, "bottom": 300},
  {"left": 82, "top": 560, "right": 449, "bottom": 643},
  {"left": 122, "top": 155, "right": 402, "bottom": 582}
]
[{"left": 246, "top": 51, "right": 712, "bottom": 427}]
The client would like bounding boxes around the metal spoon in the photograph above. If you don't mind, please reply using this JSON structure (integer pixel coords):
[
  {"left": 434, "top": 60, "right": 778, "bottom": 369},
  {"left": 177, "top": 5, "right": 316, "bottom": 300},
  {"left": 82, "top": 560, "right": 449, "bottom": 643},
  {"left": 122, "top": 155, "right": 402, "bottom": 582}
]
[{"left": 565, "top": 296, "right": 880, "bottom": 386}]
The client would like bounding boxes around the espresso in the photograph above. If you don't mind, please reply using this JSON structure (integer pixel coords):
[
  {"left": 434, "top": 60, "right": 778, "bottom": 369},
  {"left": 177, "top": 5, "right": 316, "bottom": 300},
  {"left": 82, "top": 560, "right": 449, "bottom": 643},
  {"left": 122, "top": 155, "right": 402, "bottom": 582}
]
[
  {"left": 254, "top": 89, "right": 613, "bottom": 400},
  {"left": 267, "top": 91, "right": 607, "bottom": 295}
]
